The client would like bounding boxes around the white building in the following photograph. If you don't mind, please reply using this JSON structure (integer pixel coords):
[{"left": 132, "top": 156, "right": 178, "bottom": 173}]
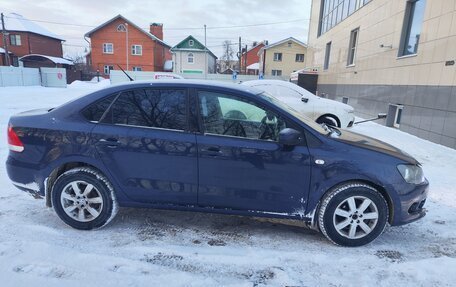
[{"left": 171, "top": 36, "right": 217, "bottom": 75}]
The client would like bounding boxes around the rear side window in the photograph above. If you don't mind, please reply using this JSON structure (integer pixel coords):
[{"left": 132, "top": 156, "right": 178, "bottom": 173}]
[
  {"left": 105, "top": 89, "right": 187, "bottom": 131},
  {"left": 81, "top": 94, "right": 116, "bottom": 122}
]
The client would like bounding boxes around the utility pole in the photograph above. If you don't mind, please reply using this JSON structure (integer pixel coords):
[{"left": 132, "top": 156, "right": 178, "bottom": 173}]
[
  {"left": 1, "top": 13, "right": 11, "bottom": 66},
  {"left": 204, "top": 24, "right": 207, "bottom": 79},
  {"left": 244, "top": 44, "right": 248, "bottom": 74},
  {"left": 125, "top": 23, "right": 129, "bottom": 70},
  {"left": 238, "top": 37, "right": 241, "bottom": 74}
]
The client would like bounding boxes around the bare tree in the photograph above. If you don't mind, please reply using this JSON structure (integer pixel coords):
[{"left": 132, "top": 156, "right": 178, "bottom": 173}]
[
  {"left": 66, "top": 54, "right": 90, "bottom": 72},
  {"left": 221, "top": 40, "right": 235, "bottom": 71}
]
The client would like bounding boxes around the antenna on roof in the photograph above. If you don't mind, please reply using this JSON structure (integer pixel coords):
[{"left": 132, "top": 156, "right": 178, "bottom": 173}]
[{"left": 116, "top": 64, "right": 134, "bottom": 81}]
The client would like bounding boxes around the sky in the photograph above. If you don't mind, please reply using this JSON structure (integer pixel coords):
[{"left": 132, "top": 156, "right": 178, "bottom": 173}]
[{"left": 1, "top": 0, "right": 311, "bottom": 59}]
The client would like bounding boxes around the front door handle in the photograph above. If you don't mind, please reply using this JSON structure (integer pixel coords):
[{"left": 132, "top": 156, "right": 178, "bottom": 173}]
[
  {"left": 97, "top": 138, "right": 120, "bottom": 148},
  {"left": 201, "top": 146, "right": 222, "bottom": 156}
]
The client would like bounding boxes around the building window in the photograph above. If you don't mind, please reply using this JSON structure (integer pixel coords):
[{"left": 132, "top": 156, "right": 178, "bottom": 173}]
[
  {"left": 104, "top": 65, "right": 114, "bottom": 75},
  {"left": 347, "top": 28, "right": 359, "bottom": 66},
  {"left": 319, "top": 0, "right": 371, "bottom": 36},
  {"left": 273, "top": 53, "right": 282, "bottom": 61},
  {"left": 9, "top": 34, "right": 21, "bottom": 46},
  {"left": 287, "top": 41, "right": 292, "bottom": 47},
  {"left": 295, "top": 54, "right": 305, "bottom": 62},
  {"left": 189, "top": 40, "right": 194, "bottom": 46},
  {"left": 117, "top": 24, "right": 126, "bottom": 32},
  {"left": 103, "top": 43, "right": 113, "bottom": 54},
  {"left": 271, "top": 69, "right": 282, "bottom": 76},
  {"left": 399, "top": 0, "right": 426, "bottom": 57},
  {"left": 324, "top": 42, "right": 331, "bottom": 70},
  {"left": 188, "top": 53, "right": 194, "bottom": 64},
  {"left": 133, "top": 66, "right": 142, "bottom": 71},
  {"left": 131, "top": 45, "right": 142, "bottom": 55}
]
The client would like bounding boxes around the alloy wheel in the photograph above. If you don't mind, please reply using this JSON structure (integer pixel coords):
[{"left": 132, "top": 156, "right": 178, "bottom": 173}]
[
  {"left": 60, "top": 180, "right": 104, "bottom": 222},
  {"left": 332, "top": 196, "right": 379, "bottom": 239}
]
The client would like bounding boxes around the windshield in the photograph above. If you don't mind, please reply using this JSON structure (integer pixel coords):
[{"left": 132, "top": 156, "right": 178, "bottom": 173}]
[{"left": 258, "top": 91, "right": 328, "bottom": 135}]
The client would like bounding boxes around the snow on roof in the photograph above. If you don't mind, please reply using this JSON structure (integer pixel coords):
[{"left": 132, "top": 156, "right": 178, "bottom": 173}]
[
  {"left": 247, "top": 62, "right": 259, "bottom": 70},
  {"left": 4, "top": 13, "right": 65, "bottom": 41},
  {"left": 19, "top": 54, "right": 74, "bottom": 65},
  {"left": 0, "top": 47, "right": 13, "bottom": 54}
]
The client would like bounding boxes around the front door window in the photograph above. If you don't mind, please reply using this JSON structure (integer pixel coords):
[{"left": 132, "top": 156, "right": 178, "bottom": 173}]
[{"left": 198, "top": 91, "right": 288, "bottom": 141}]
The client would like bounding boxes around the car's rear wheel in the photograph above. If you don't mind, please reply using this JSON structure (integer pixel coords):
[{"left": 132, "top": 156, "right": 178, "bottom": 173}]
[
  {"left": 51, "top": 167, "right": 118, "bottom": 230},
  {"left": 316, "top": 115, "right": 340, "bottom": 127},
  {"left": 318, "top": 183, "right": 389, "bottom": 247}
]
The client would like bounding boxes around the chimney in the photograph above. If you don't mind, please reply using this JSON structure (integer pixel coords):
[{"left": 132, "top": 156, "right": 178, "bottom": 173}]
[{"left": 150, "top": 23, "right": 163, "bottom": 40}]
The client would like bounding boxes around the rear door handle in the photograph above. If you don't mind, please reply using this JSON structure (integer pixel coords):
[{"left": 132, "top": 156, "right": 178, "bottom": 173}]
[{"left": 97, "top": 138, "right": 120, "bottom": 148}]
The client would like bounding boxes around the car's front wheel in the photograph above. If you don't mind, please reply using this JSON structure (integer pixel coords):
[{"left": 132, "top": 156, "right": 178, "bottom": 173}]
[
  {"left": 51, "top": 167, "right": 118, "bottom": 230},
  {"left": 316, "top": 115, "right": 340, "bottom": 127},
  {"left": 318, "top": 183, "right": 389, "bottom": 246}
]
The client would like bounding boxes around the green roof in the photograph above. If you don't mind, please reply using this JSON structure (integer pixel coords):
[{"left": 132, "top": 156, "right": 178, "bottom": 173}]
[{"left": 171, "top": 35, "right": 217, "bottom": 59}]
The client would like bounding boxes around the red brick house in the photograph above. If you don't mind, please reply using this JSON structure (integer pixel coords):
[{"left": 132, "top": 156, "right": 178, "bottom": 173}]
[
  {"left": 0, "top": 13, "right": 70, "bottom": 68},
  {"left": 85, "top": 15, "right": 172, "bottom": 76},
  {"left": 240, "top": 42, "right": 265, "bottom": 75}
]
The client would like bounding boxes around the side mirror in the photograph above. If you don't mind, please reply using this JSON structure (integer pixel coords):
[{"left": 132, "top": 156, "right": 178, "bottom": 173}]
[
  {"left": 301, "top": 97, "right": 309, "bottom": 103},
  {"left": 378, "top": 113, "right": 387, "bottom": 119},
  {"left": 279, "top": 128, "right": 303, "bottom": 146}
]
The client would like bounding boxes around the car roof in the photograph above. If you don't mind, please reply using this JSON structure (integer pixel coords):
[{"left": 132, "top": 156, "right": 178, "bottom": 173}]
[{"left": 108, "top": 79, "right": 264, "bottom": 95}]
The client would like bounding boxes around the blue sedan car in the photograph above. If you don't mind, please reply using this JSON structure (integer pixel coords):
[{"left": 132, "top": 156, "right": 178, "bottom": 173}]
[{"left": 6, "top": 80, "right": 428, "bottom": 246}]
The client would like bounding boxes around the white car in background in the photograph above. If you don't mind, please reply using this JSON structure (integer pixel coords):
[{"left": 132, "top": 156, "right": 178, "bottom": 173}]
[{"left": 242, "top": 80, "right": 355, "bottom": 128}]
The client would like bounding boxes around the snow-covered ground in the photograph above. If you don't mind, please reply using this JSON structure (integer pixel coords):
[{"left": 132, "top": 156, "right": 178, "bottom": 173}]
[{"left": 0, "top": 82, "right": 455, "bottom": 287}]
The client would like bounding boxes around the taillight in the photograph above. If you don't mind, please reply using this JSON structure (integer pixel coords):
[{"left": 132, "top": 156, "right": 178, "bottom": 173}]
[{"left": 8, "top": 125, "right": 24, "bottom": 152}]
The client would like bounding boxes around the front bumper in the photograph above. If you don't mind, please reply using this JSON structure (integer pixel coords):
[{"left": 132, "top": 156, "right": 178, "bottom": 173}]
[
  {"left": 391, "top": 180, "right": 429, "bottom": 226},
  {"left": 341, "top": 113, "right": 355, "bottom": 128}
]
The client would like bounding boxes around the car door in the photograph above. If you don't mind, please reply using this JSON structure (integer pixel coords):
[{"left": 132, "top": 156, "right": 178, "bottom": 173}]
[
  {"left": 91, "top": 87, "right": 198, "bottom": 205},
  {"left": 195, "top": 89, "right": 312, "bottom": 214}
]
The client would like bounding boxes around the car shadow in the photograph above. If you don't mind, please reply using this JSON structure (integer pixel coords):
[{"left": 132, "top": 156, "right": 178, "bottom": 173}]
[{"left": 109, "top": 207, "right": 323, "bottom": 246}]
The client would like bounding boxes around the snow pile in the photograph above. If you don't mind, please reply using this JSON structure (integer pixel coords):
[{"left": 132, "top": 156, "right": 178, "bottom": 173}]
[
  {"left": 0, "top": 85, "right": 455, "bottom": 286},
  {"left": 68, "top": 79, "right": 110, "bottom": 89}
]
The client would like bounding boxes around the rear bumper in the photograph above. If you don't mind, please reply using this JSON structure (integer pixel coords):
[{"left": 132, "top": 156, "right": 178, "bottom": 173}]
[
  {"left": 6, "top": 155, "right": 46, "bottom": 196},
  {"left": 391, "top": 180, "right": 429, "bottom": 226}
]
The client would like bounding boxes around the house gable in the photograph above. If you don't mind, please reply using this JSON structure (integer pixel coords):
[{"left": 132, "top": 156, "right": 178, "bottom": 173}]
[
  {"left": 260, "top": 37, "right": 307, "bottom": 54},
  {"left": 173, "top": 36, "right": 206, "bottom": 50},
  {"left": 171, "top": 35, "right": 217, "bottom": 59},
  {"left": 85, "top": 14, "right": 171, "bottom": 48}
]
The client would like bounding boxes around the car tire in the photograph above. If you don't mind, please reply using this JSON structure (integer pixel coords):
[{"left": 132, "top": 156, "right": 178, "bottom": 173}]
[
  {"left": 51, "top": 167, "right": 118, "bottom": 230},
  {"left": 316, "top": 115, "right": 340, "bottom": 127},
  {"left": 318, "top": 182, "right": 389, "bottom": 247}
]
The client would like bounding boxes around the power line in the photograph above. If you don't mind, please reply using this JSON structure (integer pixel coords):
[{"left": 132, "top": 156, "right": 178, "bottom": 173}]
[
  {"left": 207, "top": 19, "right": 309, "bottom": 30},
  {"left": 5, "top": 15, "right": 309, "bottom": 31},
  {"left": 4, "top": 16, "right": 95, "bottom": 28}
]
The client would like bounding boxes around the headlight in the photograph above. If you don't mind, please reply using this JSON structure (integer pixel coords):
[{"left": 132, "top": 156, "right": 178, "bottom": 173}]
[{"left": 397, "top": 164, "right": 425, "bottom": 184}]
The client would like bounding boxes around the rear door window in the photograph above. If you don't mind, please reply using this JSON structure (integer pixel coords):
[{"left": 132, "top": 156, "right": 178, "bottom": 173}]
[
  {"left": 81, "top": 94, "right": 116, "bottom": 122},
  {"left": 104, "top": 89, "right": 187, "bottom": 131}
]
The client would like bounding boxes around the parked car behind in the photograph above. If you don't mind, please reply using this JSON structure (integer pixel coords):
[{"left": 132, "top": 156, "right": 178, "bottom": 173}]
[
  {"left": 242, "top": 80, "right": 355, "bottom": 128},
  {"left": 6, "top": 80, "right": 428, "bottom": 246}
]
